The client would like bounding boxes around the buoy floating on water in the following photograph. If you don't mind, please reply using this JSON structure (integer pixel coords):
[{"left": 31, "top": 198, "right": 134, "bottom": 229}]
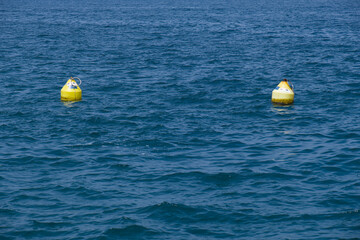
[
  {"left": 271, "top": 78, "right": 294, "bottom": 105},
  {"left": 61, "top": 77, "right": 82, "bottom": 101}
]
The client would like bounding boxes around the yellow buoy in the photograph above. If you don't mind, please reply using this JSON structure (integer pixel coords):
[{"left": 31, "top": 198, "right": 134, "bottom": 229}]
[
  {"left": 61, "top": 77, "right": 82, "bottom": 101},
  {"left": 271, "top": 78, "right": 294, "bottom": 105}
]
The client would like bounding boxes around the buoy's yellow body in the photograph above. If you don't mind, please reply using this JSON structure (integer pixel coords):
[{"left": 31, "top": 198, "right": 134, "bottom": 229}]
[
  {"left": 61, "top": 78, "right": 82, "bottom": 101},
  {"left": 271, "top": 79, "right": 294, "bottom": 104}
]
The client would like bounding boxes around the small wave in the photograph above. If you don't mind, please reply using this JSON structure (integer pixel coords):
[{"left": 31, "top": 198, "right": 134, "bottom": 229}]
[
  {"left": 109, "top": 163, "right": 131, "bottom": 170},
  {"left": 6, "top": 229, "right": 68, "bottom": 239},
  {"left": 31, "top": 220, "right": 72, "bottom": 229},
  {"left": 125, "top": 138, "right": 175, "bottom": 149},
  {"left": 103, "top": 225, "right": 160, "bottom": 239},
  {"left": 202, "top": 172, "right": 242, "bottom": 186},
  {"left": 54, "top": 185, "right": 107, "bottom": 200},
  {"left": 282, "top": 208, "right": 360, "bottom": 222},
  {"left": 138, "top": 201, "right": 197, "bottom": 214},
  {"left": 186, "top": 226, "right": 235, "bottom": 238},
  {"left": 137, "top": 201, "right": 248, "bottom": 225},
  {"left": 0, "top": 208, "right": 19, "bottom": 217},
  {"left": 252, "top": 172, "right": 304, "bottom": 181},
  {"left": 148, "top": 170, "right": 303, "bottom": 187},
  {"left": 152, "top": 171, "right": 206, "bottom": 182},
  {"left": 146, "top": 171, "right": 241, "bottom": 186},
  {"left": 49, "top": 159, "right": 84, "bottom": 167}
]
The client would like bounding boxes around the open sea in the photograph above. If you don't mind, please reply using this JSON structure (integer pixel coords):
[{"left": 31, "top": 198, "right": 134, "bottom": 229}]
[{"left": 1, "top": 0, "right": 360, "bottom": 239}]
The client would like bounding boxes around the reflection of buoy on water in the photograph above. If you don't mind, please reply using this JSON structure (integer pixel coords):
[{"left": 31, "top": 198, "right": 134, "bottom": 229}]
[
  {"left": 271, "top": 78, "right": 294, "bottom": 105},
  {"left": 61, "top": 77, "right": 82, "bottom": 101}
]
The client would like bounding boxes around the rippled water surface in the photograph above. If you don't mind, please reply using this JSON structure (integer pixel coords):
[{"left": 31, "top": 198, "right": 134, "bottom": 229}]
[{"left": 1, "top": 0, "right": 360, "bottom": 239}]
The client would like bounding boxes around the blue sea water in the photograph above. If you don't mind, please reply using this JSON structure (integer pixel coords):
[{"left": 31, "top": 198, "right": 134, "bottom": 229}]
[{"left": 1, "top": 0, "right": 360, "bottom": 239}]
